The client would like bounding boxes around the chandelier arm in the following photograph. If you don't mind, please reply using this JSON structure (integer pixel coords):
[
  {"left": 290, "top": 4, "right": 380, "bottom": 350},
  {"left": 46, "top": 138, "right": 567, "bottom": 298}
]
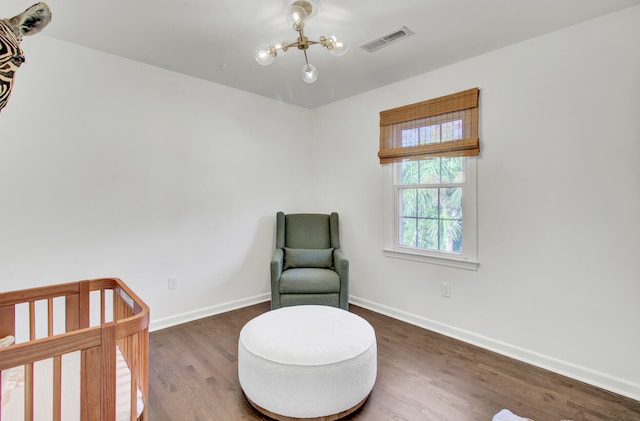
[
  {"left": 303, "top": 49, "right": 310, "bottom": 66},
  {"left": 280, "top": 41, "right": 299, "bottom": 52}
]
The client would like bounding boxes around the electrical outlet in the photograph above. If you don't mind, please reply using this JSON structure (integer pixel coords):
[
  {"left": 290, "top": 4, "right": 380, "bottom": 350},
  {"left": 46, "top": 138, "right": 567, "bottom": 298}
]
[
  {"left": 441, "top": 282, "right": 452, "bottom": 298},
  {"left": 168, "top": 276, "right": 177, "bottom": 290}
]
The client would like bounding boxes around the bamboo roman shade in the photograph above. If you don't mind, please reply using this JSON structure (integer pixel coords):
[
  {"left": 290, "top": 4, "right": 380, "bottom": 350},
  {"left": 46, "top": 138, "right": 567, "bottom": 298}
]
[{"left": 378, "top": 88, "right": 479, "bottom": 164}]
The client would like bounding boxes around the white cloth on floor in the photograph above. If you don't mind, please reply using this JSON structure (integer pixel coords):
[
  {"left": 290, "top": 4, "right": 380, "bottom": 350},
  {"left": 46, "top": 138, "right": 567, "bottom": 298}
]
[{"left": 493, "top": 408, "right": 530, "bottom": 421}]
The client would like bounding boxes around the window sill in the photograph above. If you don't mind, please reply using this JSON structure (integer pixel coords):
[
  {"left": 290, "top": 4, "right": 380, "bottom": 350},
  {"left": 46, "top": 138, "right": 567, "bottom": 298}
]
[{"left": 383, "top": 248, "right": 479, "bottom": 271}]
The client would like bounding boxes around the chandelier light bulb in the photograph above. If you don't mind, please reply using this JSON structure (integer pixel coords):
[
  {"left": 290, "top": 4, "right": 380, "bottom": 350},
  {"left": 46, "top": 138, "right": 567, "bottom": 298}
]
[
  {"left": 301, "top": 63, "right": 319, "bottom": 83},
  {"left": 286, "top": 4, "right": 307, "bottom": 30},
  {"left": 327, "top": 35, "right": 348, "bottom": 57},
  {"left": 255, "top": 44, "right": 276, "bottom": 66}
]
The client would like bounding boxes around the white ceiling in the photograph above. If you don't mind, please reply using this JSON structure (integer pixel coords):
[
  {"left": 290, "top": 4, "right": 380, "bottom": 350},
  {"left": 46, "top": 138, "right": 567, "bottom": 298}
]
[{"left": 3, "top": 0, "right": 639, "bottom": 108}]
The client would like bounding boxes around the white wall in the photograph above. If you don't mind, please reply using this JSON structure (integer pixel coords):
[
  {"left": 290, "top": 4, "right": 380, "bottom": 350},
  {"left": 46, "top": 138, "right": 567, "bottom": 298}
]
[
  {"left": 0, "top": 37, "right": 313, "bottom": 328},
  {"left": 310, "top": 6, "right": 640, "bottom": 399},
  {"left": 1, "top": 6, "right": 638, "bottom": 401}
]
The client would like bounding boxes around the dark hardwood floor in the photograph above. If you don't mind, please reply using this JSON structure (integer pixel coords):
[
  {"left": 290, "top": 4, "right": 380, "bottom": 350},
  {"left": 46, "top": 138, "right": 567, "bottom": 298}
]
[{"left": 148, "top": 303, "right": 640, "bottom": 420}]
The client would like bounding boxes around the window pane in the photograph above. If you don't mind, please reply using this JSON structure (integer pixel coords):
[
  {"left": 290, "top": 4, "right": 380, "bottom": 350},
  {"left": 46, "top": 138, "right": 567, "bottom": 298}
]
[
  {"left": 400, "top": 189, "right": 417, "bottom": 217},
  {"left": 419, "top": 124, "right": 441, "bottom": 144},
  {"left": 399, "top": 218, "right": 417, "bottom": 247},
  {"left": 417, "top": 218, "right": 439, "bottom": 249},
  {"left": 440, "top": 157, "right": 464, "bottom": 183},
  {"left": 401, "top": 160, "right": 419, "bottom": 184},
  {"left": 442, "top": 119, "right": 463, "bottom": 141},
  {"left": 417, "top": 188, "right": 438, "bottom": 218},
  {"left": 418, "top": 158, "right": 441, "bottom": 184},
  {"left": 439, "top": 188, "right": 462, "bottom": 219},
  {"left": 401, "top": 157, "right": 464, "bottom": 185},
  {"left": 401, "top": 128, "right": 420, "bottom": 147},
  {"left": 440, "top": 219, "right": 463, "bottom": 252}
]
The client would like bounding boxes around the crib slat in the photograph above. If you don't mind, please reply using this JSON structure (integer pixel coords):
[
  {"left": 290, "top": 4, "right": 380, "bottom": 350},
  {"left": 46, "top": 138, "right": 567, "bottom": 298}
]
[
  {"left": 102, "top": 323, "right": 117, "bottom": 420},
  {"left": 29, "top": 301, "right": 35, "bottom": 341},
  {"left": 81, "top": 347, "right": 101, "bottom": 421},
  {"left": 141, "top": 327, "right": 149, "bottom": 421},
  {"left": 25, "top": 362, "right": 34, "bottom": 421},
  {"left": 101, "top": 289, "right": 106, "bottom": 324},
  {"left": 0, "top": 305, "right": 14, "bottom": 421},
  {"left": 53, "top": 355, "right": 62, "bottom": 421},
  {"left": 48, "top": 298, "right": 54, "bottom": 337},
  {"left": 130, "top": 336, "right": 138, "bottom": 421}
]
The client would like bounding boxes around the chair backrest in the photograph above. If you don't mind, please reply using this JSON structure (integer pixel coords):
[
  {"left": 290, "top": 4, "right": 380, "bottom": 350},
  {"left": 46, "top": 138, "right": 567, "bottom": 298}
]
[{"left": 276, "top": 212, "right": 341, "bottom": 249}]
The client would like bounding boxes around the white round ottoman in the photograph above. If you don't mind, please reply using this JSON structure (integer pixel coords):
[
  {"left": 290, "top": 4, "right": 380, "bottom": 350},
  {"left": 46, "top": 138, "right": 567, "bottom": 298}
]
[{"left": 238, "top": 305, "right": 377, "bottom": 420}]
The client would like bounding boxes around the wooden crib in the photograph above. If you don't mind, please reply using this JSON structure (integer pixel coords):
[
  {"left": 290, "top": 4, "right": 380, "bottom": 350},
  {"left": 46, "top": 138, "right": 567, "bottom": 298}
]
[{"left": 0, "top": 278, "right": 149, "bottom": 421}]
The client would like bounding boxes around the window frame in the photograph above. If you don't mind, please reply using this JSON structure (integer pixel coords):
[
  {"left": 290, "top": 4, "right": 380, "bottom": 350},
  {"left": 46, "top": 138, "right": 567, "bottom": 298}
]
[
  {"left": 379, "top": 88, "right": 480, "bottom": 270},
  {"left": 383, "top": 156, "right": 479, "bottom": 270}
]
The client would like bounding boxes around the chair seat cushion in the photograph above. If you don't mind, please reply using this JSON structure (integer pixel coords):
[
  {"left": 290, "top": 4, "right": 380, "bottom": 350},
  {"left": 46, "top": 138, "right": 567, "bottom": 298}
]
[{"left": 279, "top": 268, "right": 340, "bottom": 294}]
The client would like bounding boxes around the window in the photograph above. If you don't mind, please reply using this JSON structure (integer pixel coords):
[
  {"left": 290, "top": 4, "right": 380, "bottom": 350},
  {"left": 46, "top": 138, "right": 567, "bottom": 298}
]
[{"left": 379, "top": 89, "right": 479, "bottom": 270}]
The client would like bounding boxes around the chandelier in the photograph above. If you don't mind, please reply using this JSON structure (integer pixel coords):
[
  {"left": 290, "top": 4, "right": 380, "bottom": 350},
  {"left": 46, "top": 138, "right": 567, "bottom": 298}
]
[{"left": 255, "top": 0, "right": 347, "bottom": 84}]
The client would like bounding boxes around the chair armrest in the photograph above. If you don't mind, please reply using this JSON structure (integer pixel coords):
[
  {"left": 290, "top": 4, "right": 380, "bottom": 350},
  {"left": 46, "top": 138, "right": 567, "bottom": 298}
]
[
  {"left": 334, "top": 249, "right": 349, "bottom": 276},
  {"left": 333, "top": 249, "right": 349, "bottom": 310},
  {"left": 271, "top": 248, "right": 284, "bottom": 280},
  {"left": 271, "top": 248, "right": 284, "bottom": 309}
]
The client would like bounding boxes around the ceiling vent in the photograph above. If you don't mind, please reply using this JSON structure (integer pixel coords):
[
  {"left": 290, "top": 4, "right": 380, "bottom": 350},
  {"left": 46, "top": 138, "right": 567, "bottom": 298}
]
[{"left": 360, "top": 26, "right": 414, "bottom": 53}]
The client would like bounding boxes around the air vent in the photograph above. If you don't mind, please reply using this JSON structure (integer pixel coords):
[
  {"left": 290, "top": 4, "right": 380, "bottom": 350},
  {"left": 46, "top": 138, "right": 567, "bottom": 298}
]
[{"left": 360, "top": 26, "right": 414, "bottom": 53}]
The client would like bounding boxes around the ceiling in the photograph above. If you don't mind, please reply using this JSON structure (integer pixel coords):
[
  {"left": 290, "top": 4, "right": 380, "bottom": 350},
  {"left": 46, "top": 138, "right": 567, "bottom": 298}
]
[{"left": 3, "top": 0, "right": 639, "bottom": 109}]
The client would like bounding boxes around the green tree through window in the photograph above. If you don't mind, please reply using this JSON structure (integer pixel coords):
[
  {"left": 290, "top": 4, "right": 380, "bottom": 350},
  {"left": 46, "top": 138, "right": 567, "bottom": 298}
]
[{"left": 398, "top": 157, "right": 463, "bottom": 252}]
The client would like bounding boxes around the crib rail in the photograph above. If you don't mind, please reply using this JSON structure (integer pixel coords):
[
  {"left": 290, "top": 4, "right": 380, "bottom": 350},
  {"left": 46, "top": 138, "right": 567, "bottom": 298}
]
[{"left": 0, "top": 278, "right": 149, "bottom": 421}]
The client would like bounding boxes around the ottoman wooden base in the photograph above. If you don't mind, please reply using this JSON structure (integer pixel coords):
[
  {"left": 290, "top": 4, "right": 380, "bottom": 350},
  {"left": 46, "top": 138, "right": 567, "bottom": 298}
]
[{"left": 247, "top": 395, "right": 370, "bottom": 421}]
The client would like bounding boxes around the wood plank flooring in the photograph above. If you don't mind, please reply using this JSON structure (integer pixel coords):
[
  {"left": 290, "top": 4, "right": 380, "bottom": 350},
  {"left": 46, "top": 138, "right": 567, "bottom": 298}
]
[{"left": 147, "top": 303, "right": 640, "bottom": 420}]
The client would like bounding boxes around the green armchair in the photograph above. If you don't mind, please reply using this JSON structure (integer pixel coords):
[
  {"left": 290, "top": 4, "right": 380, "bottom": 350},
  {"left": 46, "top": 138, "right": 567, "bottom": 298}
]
[{"left": 270, "top": 212, "right": 349, "bottom": 310}]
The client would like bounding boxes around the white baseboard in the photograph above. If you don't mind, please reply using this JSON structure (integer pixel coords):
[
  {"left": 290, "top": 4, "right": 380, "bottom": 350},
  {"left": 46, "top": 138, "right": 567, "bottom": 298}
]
[
  {"left": 349, "top": 295, "right": 640, "bottom": 402},
  {"left": 149, "top": 293, "right": 270, "bottom": 332}
]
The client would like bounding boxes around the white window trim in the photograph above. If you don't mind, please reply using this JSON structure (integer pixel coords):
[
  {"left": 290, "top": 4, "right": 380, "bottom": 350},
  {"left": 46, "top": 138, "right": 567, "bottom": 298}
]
[{"left": 383, "top": 157, "right": 479, "bottom": 271}]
